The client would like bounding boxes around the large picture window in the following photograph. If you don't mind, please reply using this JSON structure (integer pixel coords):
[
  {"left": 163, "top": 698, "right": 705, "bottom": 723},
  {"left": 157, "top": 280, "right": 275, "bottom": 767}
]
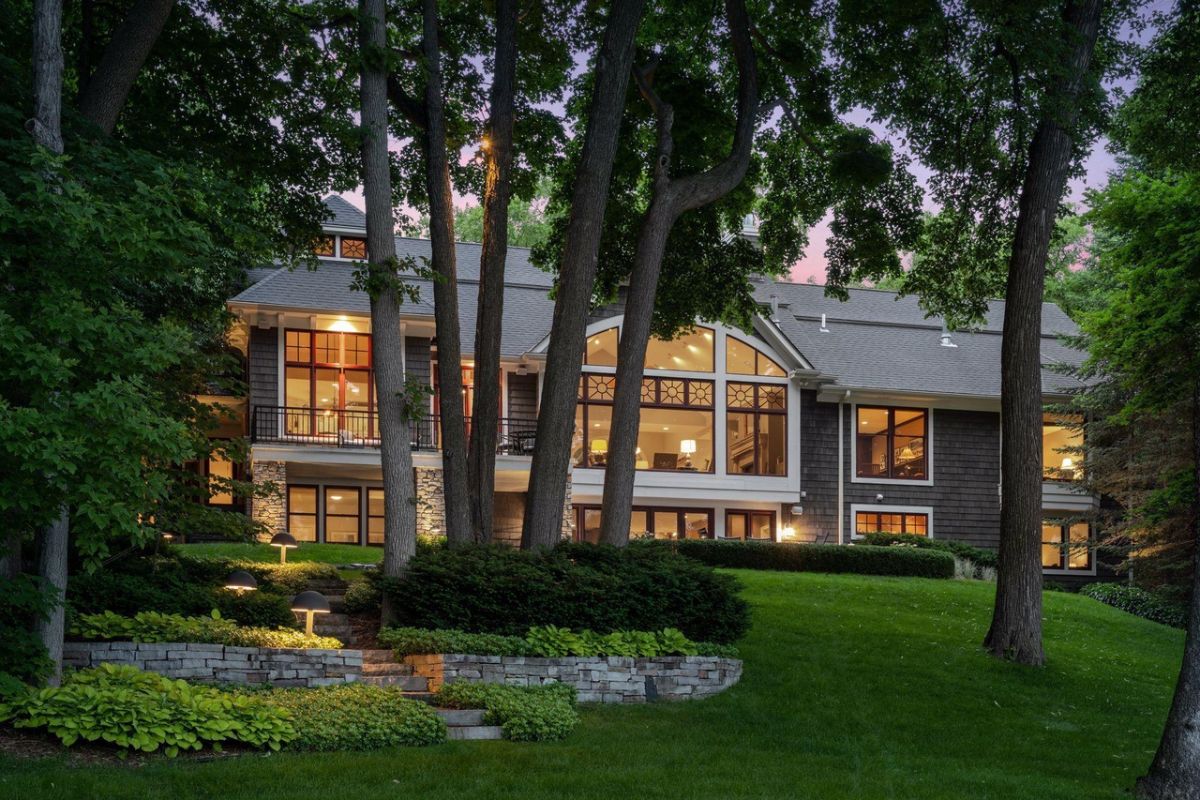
[
  {"left": 284, "top": 330, "right": 373, "bottom": 438},
  {"left": 1042, "top": 520, "right": 1091, "bottom": 571},
  {"left": 726, "top": 510, "right": 776, "bottom": 541},
  {"left": 726, "top": 382, "right": 787, "bottom": 476},
  {"left": 324, "top": 487, "right": 361, "bottom": 544},
  {"left": 1043, "top": 413, "right": 1084, "bottom": 481},
  {"left": 644, "top": 327, "right": 714, "bottom": 372},
  {"left": 574, "top": 375, "right": 715, "bottom": 472},
  {"left": 574, "top": 505, "right": 713, "bottom": 543},
  {"left": 855, "top": 406, "right": 927, "bottom": 480},
  {"left": 726, "top": 338, "right": 784, "bottom": 377},
  {"left": 367, "top": 488, "right": 385, "bottom": 545},
  {"left": 584, "top": 327, "right": 618, "bottom": 366}
]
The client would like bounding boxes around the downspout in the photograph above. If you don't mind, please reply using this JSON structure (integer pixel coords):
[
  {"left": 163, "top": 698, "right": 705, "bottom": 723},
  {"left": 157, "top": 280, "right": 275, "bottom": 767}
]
[{"left": 837, "top": 397, "right": 845, "bottom": 545}]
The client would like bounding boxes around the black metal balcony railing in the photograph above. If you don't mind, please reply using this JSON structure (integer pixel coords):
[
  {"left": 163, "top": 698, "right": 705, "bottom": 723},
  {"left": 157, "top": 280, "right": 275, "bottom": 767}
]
[{"left": 250, "top": 406, "right": 538, "bottom": 455}]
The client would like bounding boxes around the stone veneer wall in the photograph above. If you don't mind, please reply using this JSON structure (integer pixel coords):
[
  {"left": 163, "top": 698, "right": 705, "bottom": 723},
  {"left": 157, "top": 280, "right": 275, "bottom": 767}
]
[
  {"left": 63, "top": 642, "right": 362, "bottom": 688},
  {"left": 250, "top": 460, "right": 287, "bottom": 540},
  {"left": 416, "top": 466, "right": 575, "bottom": 543},
  {"left": 403, "top": 654, "right": 742, "bottom": 703}
]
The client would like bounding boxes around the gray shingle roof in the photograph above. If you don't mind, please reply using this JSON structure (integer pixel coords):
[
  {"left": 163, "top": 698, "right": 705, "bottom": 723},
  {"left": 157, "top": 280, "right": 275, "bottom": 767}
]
[
  {"left": 322, "top": 195, "right": 367, "bottom": 229},
  {"left": 232, "top": 197, "right": 1087, "bottom": 396},
  {"left": 755, "top": 282, "right": 1085, "bottom": 397}
]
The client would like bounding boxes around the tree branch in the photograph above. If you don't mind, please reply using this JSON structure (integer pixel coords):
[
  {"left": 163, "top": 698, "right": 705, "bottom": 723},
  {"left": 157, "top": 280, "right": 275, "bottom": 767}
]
[
  {"left": 387, "top": 74, "right": 428, "bottom": 130},
  {"left": 77, "top": 0, "right": 175, "bottom": 135}
]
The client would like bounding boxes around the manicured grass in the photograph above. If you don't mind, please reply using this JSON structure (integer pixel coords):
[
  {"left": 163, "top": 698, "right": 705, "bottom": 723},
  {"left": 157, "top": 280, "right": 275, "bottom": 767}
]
[
  {"left": 173, "top": 542, "right": 382, "bottom": 565},
  {"left": 0, "top": 571, "right": 1181, "bottom": 799}
]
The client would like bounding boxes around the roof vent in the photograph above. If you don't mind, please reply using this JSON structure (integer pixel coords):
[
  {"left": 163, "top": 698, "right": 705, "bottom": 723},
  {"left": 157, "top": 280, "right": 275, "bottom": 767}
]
[
  {"left": 819, "top": 313, "right": 830, "bottom": 333},
  {"left": 768, "top": 294, "right": 780, "bottom": 323},
  {"left": 940, "top": 326, "right": 958, "bottom": 348}
]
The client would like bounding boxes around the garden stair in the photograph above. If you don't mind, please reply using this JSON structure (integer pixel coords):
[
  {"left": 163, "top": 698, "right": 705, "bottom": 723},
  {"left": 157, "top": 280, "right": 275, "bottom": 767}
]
[{"left": 357, "top": 650, "right": 501, "bottom": 740}]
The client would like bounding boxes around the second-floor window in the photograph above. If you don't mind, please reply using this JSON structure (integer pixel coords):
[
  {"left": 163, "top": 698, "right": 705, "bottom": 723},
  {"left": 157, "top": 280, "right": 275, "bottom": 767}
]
[
  {"left": 726, "top": 382, "right": 787, "bottom": 476},
  {"left": 856, "top": 406, "right": 928, "bottom": 480},
  {"left": 284, "top": 330, "right": 373, "bottom": 436},
  {"left": 1043, "top": 413, "right": 1084, "bottom": 481},
  {"left": 573, "top": 374, "right": 715, "bottom": 472}
]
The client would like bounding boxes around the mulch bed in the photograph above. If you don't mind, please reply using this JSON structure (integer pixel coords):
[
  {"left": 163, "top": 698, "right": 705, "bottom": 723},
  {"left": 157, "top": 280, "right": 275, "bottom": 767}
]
[{"left": 0, "top": 727, "right": 259, "bottom": 767}]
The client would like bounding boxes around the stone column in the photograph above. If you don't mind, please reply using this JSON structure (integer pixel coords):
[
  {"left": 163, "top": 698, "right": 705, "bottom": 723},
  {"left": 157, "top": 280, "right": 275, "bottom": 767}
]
[
  {"left": 560, "top": 479, "right": 574, "bottom": 540},
  {"left": 250, "top": 460, "right": 287, "bottom": 540},
  {"left": 415, "top": 466, "right": 446, "bottom": 539}
]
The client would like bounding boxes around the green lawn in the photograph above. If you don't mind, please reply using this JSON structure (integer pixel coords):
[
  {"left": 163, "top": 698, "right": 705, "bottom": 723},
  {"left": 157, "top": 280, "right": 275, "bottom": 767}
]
[
  {"left": 173, "top": 542, "right": 383, "bottom": 565},
  {"left": 0, "top": 571, "right": 1182, "bottom": 799}
]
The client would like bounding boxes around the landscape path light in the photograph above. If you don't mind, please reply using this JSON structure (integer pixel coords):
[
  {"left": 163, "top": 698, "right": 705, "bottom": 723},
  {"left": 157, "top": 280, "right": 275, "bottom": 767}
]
[
  {"left": 270, "top": 532, "right": 299, "bottom": 564},
  {"left": 224, "top": 570, "right": 258, "bottom": 594},
  {"left": 291, "top": 590, "right": 331, "bottom": 636}
]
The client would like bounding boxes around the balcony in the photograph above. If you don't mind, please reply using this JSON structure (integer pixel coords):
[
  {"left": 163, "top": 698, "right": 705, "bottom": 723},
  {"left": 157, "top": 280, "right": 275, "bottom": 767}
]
[{"left": 250, "top": 406, "right": 538, "bottom": 455}]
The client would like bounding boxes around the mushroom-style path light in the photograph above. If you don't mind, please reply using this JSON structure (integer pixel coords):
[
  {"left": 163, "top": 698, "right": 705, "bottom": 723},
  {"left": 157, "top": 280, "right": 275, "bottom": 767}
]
[
  {"left": 291, "top": 590, "right": 331, "bottom": 636},
  {"left": 270, "top": 532, "right": 299, "bottom": 564},
  {"left": 224, "top": 570, "right": 258, "bottom": 593}
]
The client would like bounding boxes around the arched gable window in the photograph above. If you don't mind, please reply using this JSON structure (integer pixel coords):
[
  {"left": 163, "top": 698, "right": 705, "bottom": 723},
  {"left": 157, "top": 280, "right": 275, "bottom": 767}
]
[
  {"left": 584, "top": 327, "right": 618, "bottom": 366},
  {"left": 726, "top": 336, "right": 784, "bottom": 377}
]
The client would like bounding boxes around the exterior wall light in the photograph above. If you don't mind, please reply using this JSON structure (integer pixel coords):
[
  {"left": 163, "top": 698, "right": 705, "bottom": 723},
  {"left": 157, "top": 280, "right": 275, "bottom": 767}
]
[
  {"left": 291, "top": 590, "right": 331, "bottom": 636},
  {"left": 270, "top": 532, "right": 299, "bottom": 564},
  {"left": 224, "top": 570, "right": 258, "bottom": 593}
]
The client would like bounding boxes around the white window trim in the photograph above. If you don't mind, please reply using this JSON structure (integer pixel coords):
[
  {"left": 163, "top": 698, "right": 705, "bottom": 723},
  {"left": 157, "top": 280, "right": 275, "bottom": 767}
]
[
  {"left": 1040, "top": 515, "right": 1097, "bottom": 576},
  {"left": 849, "top": 402, "right": 935, "bottom": 487},
  {"left": 849, "top": 504, "right": 935, "bottom": 540}
]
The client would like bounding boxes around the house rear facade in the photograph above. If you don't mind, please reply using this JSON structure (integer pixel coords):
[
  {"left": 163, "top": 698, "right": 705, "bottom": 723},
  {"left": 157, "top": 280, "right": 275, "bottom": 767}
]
[{"left": 213, "top": 196, "right": 1099, "bottom": 581}]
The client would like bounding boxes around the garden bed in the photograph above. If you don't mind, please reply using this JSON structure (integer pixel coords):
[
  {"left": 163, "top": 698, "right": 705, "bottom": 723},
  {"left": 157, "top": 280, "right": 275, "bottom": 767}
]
[
  {"left": 62, "top": 642, "right": 362, "bottom": 688},
  {"left": 403, "top": 653, "right": 742, "bottom": 703}
]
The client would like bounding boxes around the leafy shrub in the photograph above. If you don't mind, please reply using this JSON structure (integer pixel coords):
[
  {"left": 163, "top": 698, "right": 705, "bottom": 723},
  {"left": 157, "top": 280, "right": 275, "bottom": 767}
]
[
  {"left": 0, "top": 575, "right": 54, "bottom": 691},
  {"left": 72, "top": 610, "right": 342, "bottom": 649},
  {"left": 435, "top": 682, "right": 578, "bottom": 742},
  {"left": 380, "top": 626, "right": 529, "bottom": 657},
  {"left": 343, "top": 573, "right": 382, "bottom": 614},
  {"left": 662, "top": 540, "right": 955, "bottom": 579},
  {"left": 1081, "top": 583, "right": 1187, "bottom": 628},
  {"left": 857, "top": 533, "right": 998, "bottom": 573},
  {"left": 175, "top": 555, "right": 341, "bottom": 595},
  {"left": 384, "top": 542, "right": 750, "bottom": 643},
  {"left": 211, "top": 590, "right": 296, "bottom": 628},
  {"left": 264, "top": 684, "right": 445, "bottom": 750},
  {"left": 380, "top": 625, "right": 737, "bottom": 659},
  {"left": 0, "top": 664, "right": 294, "bottom": 756}
]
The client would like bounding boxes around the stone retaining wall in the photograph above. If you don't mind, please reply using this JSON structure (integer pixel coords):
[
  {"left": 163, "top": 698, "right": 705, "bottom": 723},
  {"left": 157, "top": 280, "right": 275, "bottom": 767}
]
[
  {"left": 63, "top": 642, "right": 362, "bottom": 688},
  {"left": 403, "top": 654, "right": 741, "bottom": 703}
]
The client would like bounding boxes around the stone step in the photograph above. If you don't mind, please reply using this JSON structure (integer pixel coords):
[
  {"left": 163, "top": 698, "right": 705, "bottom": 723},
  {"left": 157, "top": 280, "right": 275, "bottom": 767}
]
[
  {"left": 446, "top": 725, "right": 504, "bottom": 741},
  {"left": 358, "top": 675, "right": 429, "bottom": 691},
  {"left": 361, "top": 662, "right": 413, "bottom": 677},
  {"left": 435, "top": 708, "right": 486, "bottom": 726},
  {"left": 361, "top": 649, "right": 395, "bottom": 664},
  {"left": 401, "top": 691, "right": 437, "bottom": 703}
]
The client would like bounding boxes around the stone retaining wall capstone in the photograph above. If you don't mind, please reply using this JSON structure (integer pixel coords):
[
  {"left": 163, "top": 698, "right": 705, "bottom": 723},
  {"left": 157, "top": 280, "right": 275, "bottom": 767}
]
[
  {"left": 403, "top": 653, "right": 741, "bottom": 703},
  {"left": 63, "top": 642, "right": 362, "bottom": 688}
]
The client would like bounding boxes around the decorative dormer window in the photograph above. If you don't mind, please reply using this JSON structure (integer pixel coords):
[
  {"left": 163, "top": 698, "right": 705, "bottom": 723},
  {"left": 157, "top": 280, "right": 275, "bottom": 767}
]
[
  {"left": 339, "top": 236, "right": 367, "bottom": 259},
  {"left": 313, "top": 235, "right": 335, "bottom": 257}
]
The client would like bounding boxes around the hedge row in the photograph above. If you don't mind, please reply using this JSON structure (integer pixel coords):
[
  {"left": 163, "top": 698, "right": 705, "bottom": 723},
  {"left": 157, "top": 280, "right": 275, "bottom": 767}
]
[
  {"left": 856, "top": 532, "right": 998, "bottom": 570},
  {"left": 384, "top": 542, "right": 750, "bottom": 644},
  {"left": 661, "top": 540, "right": 956, "bottom": 578},
  {"left": 1081, "top": 583, "right": 1187, "bottom": 628},
  {"left": 71, "top": 610, "right": 343, "bottom": 649},
  {"left": 379, "top": 625, "right": 739, "bottom": 659}
]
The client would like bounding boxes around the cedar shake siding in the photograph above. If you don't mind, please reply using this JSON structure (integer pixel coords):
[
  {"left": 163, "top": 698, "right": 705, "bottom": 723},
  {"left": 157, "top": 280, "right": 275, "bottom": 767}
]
[
  {"left": 840, "top": 404, "right": 1002, "bottom": 550},
  {"left": 507, "top": 372, "right": 538, "bottom": 420},
  {"left": 248, "top": 326, "right": 278, "bottom": 410},
  {"left": 405, "top": 336, "right": 432, "bottom": 386},
  {"left": 797, "top": 390, "right": 841, "bottom": 543}
]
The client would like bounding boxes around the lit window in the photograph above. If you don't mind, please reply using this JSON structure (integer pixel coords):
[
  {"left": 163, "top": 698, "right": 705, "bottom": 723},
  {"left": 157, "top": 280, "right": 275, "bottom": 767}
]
[
  {"left": 206, "top": 451, "right": 235, "bottom": 506},
  {"left": 726, "top": 382, "right": 786, "bottom": 476},
  {"left": 367, "top": 488, "right": 384, "bottom": 545},
  {"left": 585, "top": 328, "right": 618, "bottom": 366},
  {"left": 856, "top": 406, "right": 927, "bottom": 480},
  {"left": 324, "top": 487, "right": 361, "bottom": 544},
  {"left": 313, "top": 236, "right": 335, "bottom": 257},
  {"left": 855, "top": 511, "right": 928, "bottom": 536},
  {"left": 726, "top": 337, "right": 784, "bottom": 377},
  {"left": 340, "top": 237, "right": 367, "bottom": 259},
  {"left": 1042, "top": 520, "right": 1091, "bottom": 571},
  {"left": 726, "top": 511, "right": 775, "bottom": 541},
  {"left": 575, "top": 506, "right": 713, "bottom": 542},
  {"left": 1043, "top": 413, "right": 1084, "bottom": 481},
  {"left": 284, "top": 330, "right": 376, "bottom": 438},
  {"left": 644, "top": 327, "right": 714, "bottom": 372},
  {"left": 287, "top": 486, "right": 318, "bottom": 542}
]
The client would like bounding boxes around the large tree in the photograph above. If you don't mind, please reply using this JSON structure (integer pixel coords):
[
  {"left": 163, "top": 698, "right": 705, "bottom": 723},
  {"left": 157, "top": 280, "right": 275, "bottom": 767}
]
[
  {"left": 358, "top": 0, "right": 420, "bottom": 617},
  {"left": 521, "top": 0, "right": 648, "bottom": 548},
  {"left": 833, "top": 0, "right": 1128, "bottom": 664}
]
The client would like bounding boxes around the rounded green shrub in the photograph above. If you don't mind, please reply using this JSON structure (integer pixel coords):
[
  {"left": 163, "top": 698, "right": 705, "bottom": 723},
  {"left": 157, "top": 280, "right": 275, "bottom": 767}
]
[
  {"left": 265, "top": 684, "right": 446, "bottom": 750},
  {"left": 343, "top": 574, "right": 382, "bottom": 614},
  {"left": 0, "top": 664, "right": 294, "bottom": 756},
  {"left": 1081, "top": 582, "right": 1187, "bottom": 628},
  {"left": 383, "top": 542, "right": 750, "bottom": 644}
]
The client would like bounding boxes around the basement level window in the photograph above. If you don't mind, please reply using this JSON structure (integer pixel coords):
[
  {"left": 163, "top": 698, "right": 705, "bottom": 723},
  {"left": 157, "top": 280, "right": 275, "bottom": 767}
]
[{"left": 855, "top": 511, "right": 928, "bottom": 537}]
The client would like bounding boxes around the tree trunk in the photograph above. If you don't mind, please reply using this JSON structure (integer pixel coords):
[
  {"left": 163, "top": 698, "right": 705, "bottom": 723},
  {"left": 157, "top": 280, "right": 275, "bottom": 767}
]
[
  {"left": 33, "top": 508, "right": 69, "bottom": 686},
  {"left": 467, "top": 0, "right": 518, "bottom": 544},
  {"left": 77, "top": 0, "right": 174, "bottom": 135},
  {"left": 420, "top": 0, "right": 472, "bottom": 547},
  {"left": 1136, "top": 376, "right": 1200, "bottom": 799},
  {"left": 599, "top": 0, "right": 758, "bottom": 546},
  {"left": 359, "top": 0, "right": 418, "bottom": 624},
  {"left": 984, "top": 0, "right": 1102, "bottom": 665},
  {"left": 29, "top": 0, "right": 63, "bottom": 153},
  {"left": 520, "top": 0, "right": 646, "bottom": 549}
]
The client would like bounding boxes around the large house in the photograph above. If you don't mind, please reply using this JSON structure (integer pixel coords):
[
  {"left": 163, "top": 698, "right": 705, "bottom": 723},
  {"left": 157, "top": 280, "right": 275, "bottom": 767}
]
[{"left": 214, "top": 196, "right": 1098, "bottom": 581}]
